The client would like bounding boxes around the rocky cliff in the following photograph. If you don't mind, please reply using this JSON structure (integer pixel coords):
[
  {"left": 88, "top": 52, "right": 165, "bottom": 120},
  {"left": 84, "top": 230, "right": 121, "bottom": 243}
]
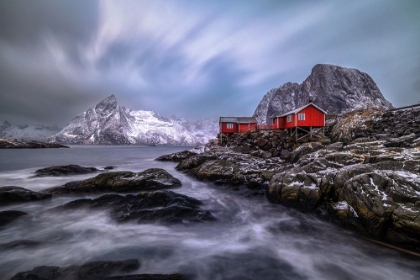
[
  {"left": 254, "top": 64, "right": 393, "bottom": 124},
  {"left": 158, "top": 107, "right": 420, "bottom": 252},
  {"left": 49, "top": 95, "right": 218, "bottom": 145}
]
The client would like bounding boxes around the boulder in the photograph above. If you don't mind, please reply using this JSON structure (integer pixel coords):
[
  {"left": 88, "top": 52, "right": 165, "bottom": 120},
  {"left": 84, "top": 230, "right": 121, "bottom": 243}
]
[
  {"left": 194, "top": 160, "right": 239, "bottom": 182},
  {"left": 55, "top": 191, "right": 215, "bottom": 224},
  {"left": 34, "top": 165, "right": 99, "bottom": 177},
  {"left": 0, "top": 186, "right": 52, "bottom": 206},
  {"left": 43, "top": 169, "right": 181, "bottom": 195},
  {"left": 289, "top": 142, "right": 324, "bottom": 163}
]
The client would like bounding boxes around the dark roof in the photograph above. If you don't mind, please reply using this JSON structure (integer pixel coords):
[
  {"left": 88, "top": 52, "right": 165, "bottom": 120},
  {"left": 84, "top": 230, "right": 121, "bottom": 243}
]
[
  {"left": 219, "top": 117, "right": 257, "bottom": 123},
  {"left": 275, "top": 103, "right": 327, "bottom": 118}
]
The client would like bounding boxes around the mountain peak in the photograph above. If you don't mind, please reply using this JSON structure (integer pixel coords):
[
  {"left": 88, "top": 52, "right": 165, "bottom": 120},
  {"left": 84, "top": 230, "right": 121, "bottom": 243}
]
[
  {"left": 253, "top": 64, "right": 393, "bottom": 124},
  {"left": 94, "top": 95, "right": 118, "bottom": 116}
]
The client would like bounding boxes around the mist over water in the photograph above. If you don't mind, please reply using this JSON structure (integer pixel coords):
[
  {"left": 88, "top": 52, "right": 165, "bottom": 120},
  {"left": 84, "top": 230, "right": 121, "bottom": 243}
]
[{"left": 0, "top": 146, "right": 419, "bottom": 279}]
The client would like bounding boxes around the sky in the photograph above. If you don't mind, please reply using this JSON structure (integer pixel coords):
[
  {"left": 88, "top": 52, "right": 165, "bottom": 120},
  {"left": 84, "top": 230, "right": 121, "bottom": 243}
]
[{"left": 0, "top": 0, "right": 419, "bottom": 126}]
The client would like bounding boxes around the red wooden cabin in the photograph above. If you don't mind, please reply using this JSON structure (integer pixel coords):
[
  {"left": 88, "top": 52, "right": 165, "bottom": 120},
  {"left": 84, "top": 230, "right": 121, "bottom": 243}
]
[
  {"left": 272, "top": 103, "right": 326, "bottom": 129},
  {"left": 219, "top": 117, "right": 257, "bottom": 135}
]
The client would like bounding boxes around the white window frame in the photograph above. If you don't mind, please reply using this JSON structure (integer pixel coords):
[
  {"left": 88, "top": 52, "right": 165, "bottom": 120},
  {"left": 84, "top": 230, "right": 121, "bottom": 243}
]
[
  {"left": 227, "top": 123, "right": 234, "bottom": 129},
  {"left": 298, "top": 113, "right": 305, "bottom": 121},
  {"left": 287, "top": 115, "right": 292, "bottom": 123}
]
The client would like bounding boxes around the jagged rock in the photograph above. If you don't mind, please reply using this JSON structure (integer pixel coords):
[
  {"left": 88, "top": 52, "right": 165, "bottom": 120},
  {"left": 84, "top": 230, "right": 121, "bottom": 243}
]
[
  {"left": 34, "top": 165, "right": 99, "bottom": 177},
  {"left": 0, "top": 138, "right": 69, "bottom": 149},
  {"left": 11, "top": 259, "right": 140, "bottom": 280},
  {"left": 0, "top": 186, "right": 52, "bottom": 206},
  {"left": 194, "top": 160, "right": 239, "bottom": 182},
  {"left": 55, "top": 191, "right": 215, "bottom": 224},
  {"left": 254, "top": 64, "right": 393, "bottom": 124},
  {"left": 43, "top": 168, "right": 181, "bottom": 195},
  {"left": 0, "top": 210, "right": 29, "bottom": 227}
]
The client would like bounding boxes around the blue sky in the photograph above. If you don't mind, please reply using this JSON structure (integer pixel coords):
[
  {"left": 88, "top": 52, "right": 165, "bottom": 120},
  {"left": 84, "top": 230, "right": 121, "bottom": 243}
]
[{"left": 0, "top": 0, "right": 419, "bottom": 126}]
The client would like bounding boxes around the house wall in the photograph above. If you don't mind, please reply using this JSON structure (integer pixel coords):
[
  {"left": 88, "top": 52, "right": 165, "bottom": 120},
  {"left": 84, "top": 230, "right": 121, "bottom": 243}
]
[
  {"left": 238, "top": 123, "right": 257, "bottom": 132},
  {"left": 297, "top": 105, "right": 325, "bottom": 127},
  {"left": 285, "top": 114, "right": 296, "bottom": 129},
  {"left": 220, "top": 122, "right": 238, "bottom": 133},
  {"left": 273, "top": 117, "right": 286, "bottom": 129}
]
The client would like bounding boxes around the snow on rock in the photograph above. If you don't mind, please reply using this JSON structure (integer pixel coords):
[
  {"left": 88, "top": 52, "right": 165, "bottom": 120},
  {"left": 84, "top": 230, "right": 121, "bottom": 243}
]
[
  {"left": 0, "top": 121, "right": 61, "bottom": 141},
  {"left": 49, "top": 95, "right": 218, "bottom": 145},
  {"left": 253, "top": 64, "right": 393, "bottom": 124}
]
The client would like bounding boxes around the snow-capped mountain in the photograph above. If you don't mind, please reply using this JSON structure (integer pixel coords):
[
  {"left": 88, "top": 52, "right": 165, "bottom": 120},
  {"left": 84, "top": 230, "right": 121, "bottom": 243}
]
[
  {"left": 0, "top": 121, "right": 61, "bottom": 141},
  {"left": 254, "top": 64, "right": 393, "bottom": 124},
  {"left": 49, "top": 95, "right": 218, "bottom": 145}
]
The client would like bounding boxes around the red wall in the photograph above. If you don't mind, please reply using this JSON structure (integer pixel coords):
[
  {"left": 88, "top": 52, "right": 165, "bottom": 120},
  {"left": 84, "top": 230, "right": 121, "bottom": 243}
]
[
  {"left": 273, "top": 117, "right": 286, "bottom": 129},
  {"left": 297, "top": 105, "right": 325, "bottom": 127},
  {"left": 239, "top": 123, "right": 257, "bottom": 132},
  {"left": 220, "top": 122, "right": 238, "bottom": 133},
  {"left": 285, "top": 114, "right": 296, "bottom": 129}
]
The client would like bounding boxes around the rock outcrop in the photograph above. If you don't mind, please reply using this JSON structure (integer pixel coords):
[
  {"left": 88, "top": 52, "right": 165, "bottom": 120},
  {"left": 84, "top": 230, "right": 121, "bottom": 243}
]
[
  {"left": 34, "top": 165, "right": 99, "bottom": 177},
  {"left": 54, "top": 191, "right": 215, "bottom": 224},
  {"left": 159, "top": 107, "right": 420, "bottom": 251},
  {"left": 253, "top": 64, "right": 393, "bottom": 124},
  {"left": 0, "top": 210, "right": 29, "bottom": 227},
  {"left": 43, "top": 168, "right": 182, "bottom": 195},
  {"left": 0, "top": 186, "right": 52, "bottom": 206},
  {"left": 0, "top": 138, "right": 69, "bottom": 149}
]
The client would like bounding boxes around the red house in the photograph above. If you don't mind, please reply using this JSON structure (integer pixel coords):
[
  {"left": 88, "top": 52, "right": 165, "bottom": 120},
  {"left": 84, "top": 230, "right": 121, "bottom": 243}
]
[
  {"left": 272, "top": 103, "right": 326, "bottom": 129},
  {"left": 219, "top": 117, "right": 257, "bottom": 135}
]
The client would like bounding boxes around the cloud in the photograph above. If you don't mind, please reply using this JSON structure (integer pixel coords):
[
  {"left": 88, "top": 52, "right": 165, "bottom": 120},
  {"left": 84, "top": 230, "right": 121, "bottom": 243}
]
[{"left": 0, "top": 0, "right": 419, "bottom": 126}]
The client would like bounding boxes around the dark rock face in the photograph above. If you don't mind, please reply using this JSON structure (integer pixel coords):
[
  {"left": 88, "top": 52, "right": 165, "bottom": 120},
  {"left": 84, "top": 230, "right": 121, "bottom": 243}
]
[
  {"left": 0, "top": 138, "right": 69, "bottom": 149},
  {"left": 0, "top": 186, "right": 52, "bottom": 206},
  {"left": 11, "top": 259, "right": 140, "bottom": 280},
  {"left": 34, "top": 165, "right": 99, "bottom": 177},
  {"left": 0, "top": 210, "right": 29, "bottom": 227},
  {"left": 43, "top": 168, "right": 182, "bottom": 195},
  {"left": 253, "top": 64, "right": 393, "bottom": 124},
  {"left": 55, "top": 191, "right": 215, "bottom": 224}
]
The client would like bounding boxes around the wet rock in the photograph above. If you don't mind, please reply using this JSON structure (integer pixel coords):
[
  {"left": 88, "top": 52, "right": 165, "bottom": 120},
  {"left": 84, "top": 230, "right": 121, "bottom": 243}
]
[
  {"left": 43, "top": 168, "right": 181, "bottom": 195},
  {"left": 0, "top": 210, "right": 29, "bottom": 227},
  {"left": 267, "top": 172, "right": 321, "bottom": 210},
  {"left": 11, "top": 259, "right": 140, "bottom": 280},
  {"left": 175, "top": 154, "right": 216, "bottom": 171},
  {"left": 156, "top": 150, "right": 197, "bottom": 162},
  {"left": 105, "top": 274, "right": 186, "bottom": 280},
  {"left": 55, "top": 191, "right": 215, "bottom": 224},
  {"left": 0, "top": 186, "right": 52, "bottom": 206},
  {"left": 104, "top": 166, "right": 114, "bottom": 170},
  {"left": 34, "top": 164, "right": 99, "bottom": 177}
]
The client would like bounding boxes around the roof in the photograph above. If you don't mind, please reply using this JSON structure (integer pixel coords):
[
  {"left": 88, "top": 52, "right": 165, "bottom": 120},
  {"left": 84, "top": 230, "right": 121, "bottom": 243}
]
[
  {"left": 275, "top": 103, "right": 327, "bottom": 118},
  {"left": 219, "top": 117, "right": 257, "bottom": 124}
]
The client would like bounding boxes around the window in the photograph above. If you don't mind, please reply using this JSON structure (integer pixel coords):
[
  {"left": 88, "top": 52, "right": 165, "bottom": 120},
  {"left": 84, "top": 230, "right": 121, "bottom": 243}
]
[
  {"left": 227, "top": 123, "right": 233, "bottom": 129},
  {"left": 298, "top": 113, "right": 305, "bottom": 121},
  {"left": 287, "top": 115, "right": 292, "bottom": 122}
]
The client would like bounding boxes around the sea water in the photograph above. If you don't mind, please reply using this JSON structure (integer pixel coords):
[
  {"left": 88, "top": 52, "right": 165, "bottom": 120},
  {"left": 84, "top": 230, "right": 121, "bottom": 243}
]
[{"left": 0, "top": 146, "right": 419, "bottom": 279}]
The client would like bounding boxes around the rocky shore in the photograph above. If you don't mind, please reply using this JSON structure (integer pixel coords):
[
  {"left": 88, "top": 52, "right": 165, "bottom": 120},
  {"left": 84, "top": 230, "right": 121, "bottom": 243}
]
[
  {"left": 1, "top": 167, "right": 212, "bottom": 278},
  {"left": 0, "top": 138, "right": 69, "bottom": 149},
  {"left": 157, "top": 108, "right": 420, "bottom": 252}
]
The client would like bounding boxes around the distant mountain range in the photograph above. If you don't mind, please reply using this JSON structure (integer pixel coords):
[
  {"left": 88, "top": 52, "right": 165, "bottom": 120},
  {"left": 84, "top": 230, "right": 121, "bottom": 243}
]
[
  {"left": 254, "top": 64, "right": 393, "bottom": 124},
  {"left": 49, "top": 95, "right": 218, "bottom": 145},
  {"left": 0, "top": 121, "right": 61, "bottom": 141}
]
